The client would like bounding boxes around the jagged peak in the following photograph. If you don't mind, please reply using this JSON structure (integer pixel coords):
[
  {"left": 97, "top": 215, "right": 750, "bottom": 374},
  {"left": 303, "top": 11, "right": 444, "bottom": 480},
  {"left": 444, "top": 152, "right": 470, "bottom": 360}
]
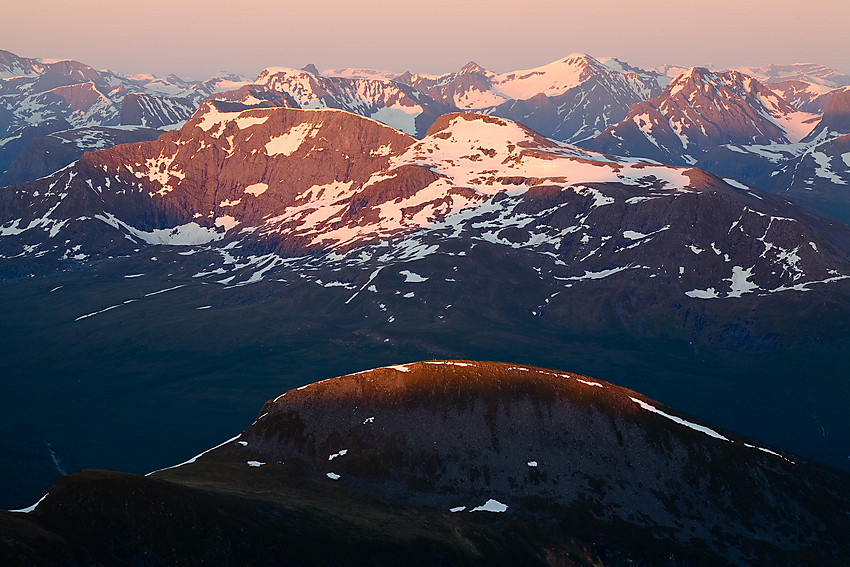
[
  {"left": 672, "top": 66, "right": 711, "bottom": 82},
  {"left": 301, "top": 63, "right": 321, "bottom": 75},
  {"left": 558, "top": 52, "right": 598, "bottom": 66},
  {"left": 665, "top": 67, "right": 755, "bottom": 97},
  {"left": 459, "top": 61, "right": 486, "bottom": 75},
  {"left": 598, "top": 56, "right": 646, "bottom": 75},
  {"left": 255, "top": 66, "right": 311, "bottom": 82}
]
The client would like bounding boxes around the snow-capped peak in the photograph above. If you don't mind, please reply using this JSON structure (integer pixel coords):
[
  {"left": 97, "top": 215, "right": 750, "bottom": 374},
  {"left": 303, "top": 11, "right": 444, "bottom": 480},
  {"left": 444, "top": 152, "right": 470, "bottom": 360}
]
[
  {"left": 490, "top": 53, "right": 607, "bottom": 99},
  {"left": 459, "top": 61, "right": 488, "bottom": 75},
  {"left": 663, "top": 67, "right": 818, "bottom": 142}
]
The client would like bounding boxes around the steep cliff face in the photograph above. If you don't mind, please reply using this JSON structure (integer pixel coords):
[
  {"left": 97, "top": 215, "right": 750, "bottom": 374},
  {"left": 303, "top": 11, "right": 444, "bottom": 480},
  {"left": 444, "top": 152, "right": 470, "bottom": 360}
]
[{"left": 87, "top": 102, "right": 422, "bottom": 246}]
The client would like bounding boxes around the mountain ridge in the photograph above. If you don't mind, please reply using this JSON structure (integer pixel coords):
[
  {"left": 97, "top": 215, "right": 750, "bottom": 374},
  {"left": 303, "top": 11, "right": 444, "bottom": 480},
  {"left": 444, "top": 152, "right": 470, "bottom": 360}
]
[{"left": 2, "top": 104, "right": 849, "bottom": 303}]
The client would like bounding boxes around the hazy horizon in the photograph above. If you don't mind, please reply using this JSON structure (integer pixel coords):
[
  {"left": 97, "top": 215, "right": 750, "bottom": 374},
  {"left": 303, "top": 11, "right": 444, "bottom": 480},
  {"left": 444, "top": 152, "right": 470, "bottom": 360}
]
[{"left": 5, "top": 0, "right": 850, "bottom": 81}]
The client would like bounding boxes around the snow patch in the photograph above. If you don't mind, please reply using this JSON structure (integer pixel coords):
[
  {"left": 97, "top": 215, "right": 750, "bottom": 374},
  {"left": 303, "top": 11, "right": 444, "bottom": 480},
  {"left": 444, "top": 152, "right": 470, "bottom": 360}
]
[
  {"left": 727, "top": 266, "right": 759, "bottom": 298},
  {"left": 723, "top": 178, "right": 750, "bottom": 191},
  {"left": 685, "top": 288, "right": 720, "bottom": 299},
  {"left": 244, "top": 182, "right": 269, "bottom": 196},
  {"left": 811, "top": 152, "right": 845, "bottom": 184},
  {"left": 235, "top": 115, "right": 269, "bottom": 130},
  {"left": 9, "top": 493, "right": 49, "bottom": 514},
  {"left": 146, "top": 434, "right": 242, "bottom": 475},
  {"left": 471, "top": 499, "right": 508, "bottom": 513},
  {"left": 369, "top": 106, "right": 420, "bottom": 136},
  {"left": 75, "top": 304, "right": 123, "bottom": 321},
  {"left": 265, "top": 122, "right": 320, "bottom": 156},
  {"left": 399, "top": 270, "right": 428, "bottom": 283},
  {"left": 95, "top": 213, "right": 227, "bottom": 245},
  {"left": 214, "top": 215, "right": 239, "bottom": 231},
  {"left": 743, "top": 443, "right": 792, "bottom": 462},
  {"left": 630, "top": 397, "right": 729, "bottom": 441}
]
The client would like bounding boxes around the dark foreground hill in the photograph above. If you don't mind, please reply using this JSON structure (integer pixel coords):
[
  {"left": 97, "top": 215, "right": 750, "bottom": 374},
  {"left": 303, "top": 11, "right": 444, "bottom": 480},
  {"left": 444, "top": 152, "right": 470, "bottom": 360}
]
[{"left": 3, "top": 361, "right": 849, "bottom": 566}]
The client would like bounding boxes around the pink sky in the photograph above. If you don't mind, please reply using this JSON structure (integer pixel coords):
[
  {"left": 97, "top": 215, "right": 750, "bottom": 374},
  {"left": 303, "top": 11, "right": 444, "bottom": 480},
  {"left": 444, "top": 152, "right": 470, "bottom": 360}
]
[{"left": 6, "top": 0, "right": 849, "bottom": 80}]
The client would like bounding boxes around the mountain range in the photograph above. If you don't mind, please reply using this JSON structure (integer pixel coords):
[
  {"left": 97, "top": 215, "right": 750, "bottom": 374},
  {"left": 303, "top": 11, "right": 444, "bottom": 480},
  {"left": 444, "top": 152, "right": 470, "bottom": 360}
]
[
  {"left": 2, "top": 97, "right": 850, "bottom": 505},
  {"left": 4, "top": 48, "right": 850, "bottom": 225},
  {"left": 0, "top": 49, "right": 250, "bottom": 184},
  {"left": 2, "top": 48, "right": 850, "bottom": 564},
  {"left": 4, "top": 103, "right": 848, "bottom": 299}
]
